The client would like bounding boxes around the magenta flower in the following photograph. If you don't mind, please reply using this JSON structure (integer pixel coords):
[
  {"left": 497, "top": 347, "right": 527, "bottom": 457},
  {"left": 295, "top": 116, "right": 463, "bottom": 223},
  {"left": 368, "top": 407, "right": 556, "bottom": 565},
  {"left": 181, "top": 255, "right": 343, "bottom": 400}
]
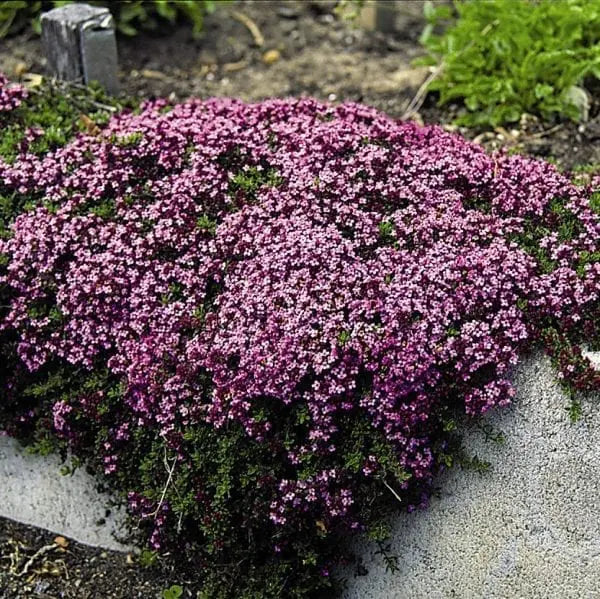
[{"left": 2, "top": 97, "right": 600, "bottom": 533}]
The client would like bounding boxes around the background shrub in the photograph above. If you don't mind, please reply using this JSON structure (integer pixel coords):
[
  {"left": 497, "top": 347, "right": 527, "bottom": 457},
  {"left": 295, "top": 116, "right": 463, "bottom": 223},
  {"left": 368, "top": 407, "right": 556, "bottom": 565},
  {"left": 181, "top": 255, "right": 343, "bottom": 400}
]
[{"left": 420, "top": 0, "right": 600, "bottom": 126}]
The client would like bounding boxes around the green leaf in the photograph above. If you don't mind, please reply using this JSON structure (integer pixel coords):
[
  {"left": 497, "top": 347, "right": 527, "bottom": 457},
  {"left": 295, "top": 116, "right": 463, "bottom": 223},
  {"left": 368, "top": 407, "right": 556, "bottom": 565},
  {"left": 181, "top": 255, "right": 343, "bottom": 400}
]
[
  {"left": 419, "top": 0, "right": 600, "bottom": 126},
  {"left": 423, "top": 0, "right": 435, "bottom": 21},
  {"left": 162, "top": 585, "right": 184, "bottom": 599},
  {"left": 534, "top": 83, "right": 553, "bottom": 99}
]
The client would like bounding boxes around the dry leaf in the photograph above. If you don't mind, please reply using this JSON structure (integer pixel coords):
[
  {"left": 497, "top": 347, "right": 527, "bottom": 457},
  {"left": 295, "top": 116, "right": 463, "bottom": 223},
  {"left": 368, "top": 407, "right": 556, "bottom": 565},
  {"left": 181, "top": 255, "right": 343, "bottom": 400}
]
[
  {"left": 22, "top": 73, "right": 43, "bottom": 89},
  {"left": 53, "top": 536, "right": 69, "bottom": 549},
  {"left": 14, "top": 61, "right": 28, "bottom": 77},
  {"left": 141, "top": 69, "right": 167, "bottom": 80},
  {"left": 222, "top": 60, "right": 248, "bottom": 73},
  {"left": 315, "top": 520, "right": 327, "bottom": 533},
  {"left": 79, "top": 114, "right": 101, "bottom": 136}
]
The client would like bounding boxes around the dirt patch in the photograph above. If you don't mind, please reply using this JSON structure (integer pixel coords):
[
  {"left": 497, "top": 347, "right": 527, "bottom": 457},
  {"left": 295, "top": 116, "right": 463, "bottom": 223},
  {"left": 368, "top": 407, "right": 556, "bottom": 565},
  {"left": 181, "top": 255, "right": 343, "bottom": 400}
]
[
  {"left": 0, "top": 517, "right": 187, "bottom": 599},
  {"left": 2, "top": 0, "right": 599, "bottom": 170},
  {"left": 1, "top": 1, "right": 599, "bottom": 170},
  {"left": 0, "top": 1, "right": 427, "bottom": 113}
]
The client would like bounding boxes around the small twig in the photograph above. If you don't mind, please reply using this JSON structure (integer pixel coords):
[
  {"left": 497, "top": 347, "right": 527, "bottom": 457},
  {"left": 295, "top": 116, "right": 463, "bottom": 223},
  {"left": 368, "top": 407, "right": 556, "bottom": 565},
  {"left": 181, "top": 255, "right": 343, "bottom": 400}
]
[
  {"left": 176, "top": 510, "right": 184, "bottom": 534},
  {"left": 149, "top": 443, "right": 177, "bottom": 519},
  {"left": 402, "top": 64, "right": 444, "bottom": 120},
  {"left": 382, "top": 479, "right": 403, "bottom": 505},
  {"left": 222, "top": 60, "right": 249, "bottom": 73},
  {"left": 15, "top": 543, "right": 57, "bottom": 577},
  {"left": 7, "top": 539, "right": 21, "bottom": 574},
  {"left": 27, "top": 80, "right": 118, "bottom": 113},
  {"left": 231, "top": 10, "right": 264, "bottom": 47},
  {"left": 55, "top": 558, "right": 69, "bottom": 580},
  {"left": 527, "top": 124, "right": 564, "bottom": 140}
]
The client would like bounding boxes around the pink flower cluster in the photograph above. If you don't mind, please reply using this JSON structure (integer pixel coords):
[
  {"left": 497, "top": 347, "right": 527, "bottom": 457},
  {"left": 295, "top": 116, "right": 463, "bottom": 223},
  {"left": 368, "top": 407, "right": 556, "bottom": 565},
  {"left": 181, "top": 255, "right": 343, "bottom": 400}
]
[
  {"left": 2, "top": 97, "right": 600, "bottom": 530},
  {"left": 0, "top": 73, "right": 27, "bottom": 112}
]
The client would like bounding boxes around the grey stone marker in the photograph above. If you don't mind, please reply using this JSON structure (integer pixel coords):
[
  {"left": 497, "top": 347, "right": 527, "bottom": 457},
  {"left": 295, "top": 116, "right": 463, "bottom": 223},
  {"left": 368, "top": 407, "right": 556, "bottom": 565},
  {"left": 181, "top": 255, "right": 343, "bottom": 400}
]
[
  {"left": 359, "top": 0, "right": 397, "bottom": 34},
  {"left": 41, "top": 3, "right": 119, "bottom": 95}
]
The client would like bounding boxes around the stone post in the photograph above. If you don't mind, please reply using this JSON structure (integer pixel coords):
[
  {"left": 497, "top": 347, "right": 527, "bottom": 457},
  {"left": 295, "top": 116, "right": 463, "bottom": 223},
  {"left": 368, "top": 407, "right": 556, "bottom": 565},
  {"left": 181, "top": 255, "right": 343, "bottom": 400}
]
[
  {"left": 359, "top": 0, "right": 397, "bottom": 34},
  {"left": 41, "top": 3, "right": 119, "bottom": 95}
]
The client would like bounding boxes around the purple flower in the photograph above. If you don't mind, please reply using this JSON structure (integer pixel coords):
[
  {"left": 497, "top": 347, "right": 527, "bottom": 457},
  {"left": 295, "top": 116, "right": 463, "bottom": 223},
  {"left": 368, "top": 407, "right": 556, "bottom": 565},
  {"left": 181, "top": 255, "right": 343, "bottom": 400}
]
[
  {"left": 0, "top": 73, "right": 27, "bottom": 112},
  {"left": 2, "top": 96, "right": 599, "bottom": 531}
]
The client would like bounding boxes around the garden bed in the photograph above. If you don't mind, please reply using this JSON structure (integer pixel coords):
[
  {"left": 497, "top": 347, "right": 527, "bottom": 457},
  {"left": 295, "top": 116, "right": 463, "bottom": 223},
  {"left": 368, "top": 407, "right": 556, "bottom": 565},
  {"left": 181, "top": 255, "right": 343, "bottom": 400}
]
[
  {"left": 0, "top": 517, "right": 177, "bottom": 599},
  {"left": 3, "top": 2, "right": 600, "bottom": 598}
]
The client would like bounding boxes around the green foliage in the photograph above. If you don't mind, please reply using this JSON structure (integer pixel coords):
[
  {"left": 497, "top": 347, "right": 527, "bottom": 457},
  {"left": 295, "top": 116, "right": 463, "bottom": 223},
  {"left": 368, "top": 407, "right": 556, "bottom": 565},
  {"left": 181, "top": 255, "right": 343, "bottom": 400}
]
[
  {"left": 589, "top": 190, "right": 600, "bottom": 214},
  {"left": 162, "top": 585, "right": 183, "bottom": 599},
  {"left": 420, "top": 0, "right": 600, "bottom": 126},
  {"left": 0, "top": 1, "right": 220, "bottom": 39},
  {"left": 378, "top": 219, "right": 395, "bottom": 244},
  {"left": 139, "top": 548, "right": 160, "bottom": 568},
  {"left": 196, "top": 214, "right": 217, "bottom": 235},
  {"left": 506, "top": 195, "right": 586, "bottom": 275},
  {"left": 373, "top": 541, "right": 400, "bottom": 574},
  {"left": 337, "top": 329, "right": 351, "bottom": 347},
  {"left": 229, "top": 166, "right": 284, "bottom": 204},
  {"left": 0, "top": 80, "right": 131, "bottom": 166},
  {"left": 0, "top": 1, "right": 39, "bottom": 38},
  {"left": 568, "top": 397, "right": 583, "bottom": 422},
  {"left": 335, "top": 0, "right": 365, "bottom": 21}
]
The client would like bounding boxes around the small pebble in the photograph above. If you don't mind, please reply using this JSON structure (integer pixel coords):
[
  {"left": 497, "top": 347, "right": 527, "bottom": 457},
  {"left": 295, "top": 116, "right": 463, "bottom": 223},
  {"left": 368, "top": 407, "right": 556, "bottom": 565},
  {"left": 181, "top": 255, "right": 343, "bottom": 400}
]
[
  {"left": 263, "top": 49, "right": 281, "bottom": 65},
  {"left": 54, "top": 535, "right": 69, "bottom": 548},
  {"left": 277, "top": 6, "right": 299, "bottom": 18},
  {"left": 318, "top": 14, "right": 335, "bottom": 24}
]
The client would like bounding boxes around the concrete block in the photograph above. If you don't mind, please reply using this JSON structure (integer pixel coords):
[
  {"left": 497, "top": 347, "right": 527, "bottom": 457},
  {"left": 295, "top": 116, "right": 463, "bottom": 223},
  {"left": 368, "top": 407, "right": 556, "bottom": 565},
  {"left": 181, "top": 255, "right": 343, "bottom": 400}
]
[
  {"left": 342, "top": 352, "right": 600, "bottom": 598},
  {"left": 80, "top": 24, "right": 119, "bottom": 95},
  {"left": 359, "top": 1, "right": 397, "bottom": 34},
  {"left": 0, "top": 435, "right": 130, "bottom": 552}
]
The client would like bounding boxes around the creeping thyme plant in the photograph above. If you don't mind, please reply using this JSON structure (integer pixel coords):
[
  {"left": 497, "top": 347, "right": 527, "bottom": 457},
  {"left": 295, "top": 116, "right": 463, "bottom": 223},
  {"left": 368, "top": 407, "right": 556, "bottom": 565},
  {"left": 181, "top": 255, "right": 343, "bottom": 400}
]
[{"left": 2, "top": 74, "right": 600, "bottom": 597}]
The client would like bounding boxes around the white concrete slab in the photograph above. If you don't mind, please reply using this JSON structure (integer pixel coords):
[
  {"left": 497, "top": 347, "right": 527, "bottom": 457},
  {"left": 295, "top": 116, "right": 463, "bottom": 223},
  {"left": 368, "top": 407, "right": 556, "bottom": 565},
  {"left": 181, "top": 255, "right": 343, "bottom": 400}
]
[
  {"left": 0, "top": 435, "right": 130, "bottom": 551},
  {"left": 343, "top": 353, "right": 600, "bottom": 599}
]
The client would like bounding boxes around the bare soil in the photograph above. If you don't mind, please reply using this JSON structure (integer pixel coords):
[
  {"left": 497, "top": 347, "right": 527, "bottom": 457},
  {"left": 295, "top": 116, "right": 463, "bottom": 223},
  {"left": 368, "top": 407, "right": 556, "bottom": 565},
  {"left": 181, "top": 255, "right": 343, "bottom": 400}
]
[
  {"left": 1, "top": 0, "right": 599, "bottom": 169},
  {"left": 0, "top": 517, "right": 190, "bottom": 599}
]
